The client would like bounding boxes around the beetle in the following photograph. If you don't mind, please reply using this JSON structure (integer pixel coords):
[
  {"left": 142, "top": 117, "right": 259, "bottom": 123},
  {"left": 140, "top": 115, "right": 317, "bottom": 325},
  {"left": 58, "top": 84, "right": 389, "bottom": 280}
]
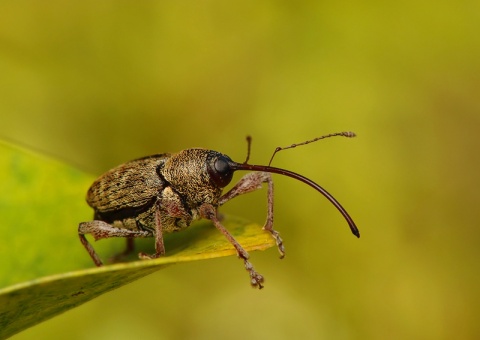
[{"left": 79, "top": 132, "right": 360, "bottom": 289}]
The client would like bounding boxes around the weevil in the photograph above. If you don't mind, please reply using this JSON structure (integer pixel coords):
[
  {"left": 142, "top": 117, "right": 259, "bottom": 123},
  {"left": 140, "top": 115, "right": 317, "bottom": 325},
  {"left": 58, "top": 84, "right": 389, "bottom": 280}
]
[{"left": 79, "top": 132, "right": 360, "bottom": 289}]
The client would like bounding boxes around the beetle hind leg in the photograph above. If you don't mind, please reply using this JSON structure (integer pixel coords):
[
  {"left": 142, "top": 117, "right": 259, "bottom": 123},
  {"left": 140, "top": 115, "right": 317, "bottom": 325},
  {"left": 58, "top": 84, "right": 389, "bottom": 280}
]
[{"left": 78, "top": 220, "right": 151, "bottom": 266}]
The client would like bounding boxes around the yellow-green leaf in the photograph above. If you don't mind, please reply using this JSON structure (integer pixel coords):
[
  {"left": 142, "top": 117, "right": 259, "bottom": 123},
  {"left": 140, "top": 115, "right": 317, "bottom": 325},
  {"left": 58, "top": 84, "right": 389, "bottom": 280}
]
[{"left": 0, "top": 141, "right": 275, "bottom": 339}]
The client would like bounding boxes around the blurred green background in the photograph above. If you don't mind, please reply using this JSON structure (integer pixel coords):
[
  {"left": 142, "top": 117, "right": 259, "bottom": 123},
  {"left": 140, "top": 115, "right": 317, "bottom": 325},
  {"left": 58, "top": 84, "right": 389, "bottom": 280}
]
[{"left": 1, "top": 1, "right": 479, "bottom": 339}]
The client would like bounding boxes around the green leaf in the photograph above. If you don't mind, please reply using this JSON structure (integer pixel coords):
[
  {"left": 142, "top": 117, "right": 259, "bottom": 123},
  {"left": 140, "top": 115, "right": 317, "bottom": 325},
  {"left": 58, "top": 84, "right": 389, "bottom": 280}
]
[{"left": 0, "top": 141, "right": 275, "bottom": 339}]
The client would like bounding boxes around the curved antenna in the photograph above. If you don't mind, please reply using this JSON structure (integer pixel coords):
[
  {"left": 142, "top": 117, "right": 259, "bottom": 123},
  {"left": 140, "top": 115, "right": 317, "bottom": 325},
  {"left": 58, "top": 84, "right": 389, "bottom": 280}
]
[{"left": 229, "top": 161, "right": 360, "bottom": 238}]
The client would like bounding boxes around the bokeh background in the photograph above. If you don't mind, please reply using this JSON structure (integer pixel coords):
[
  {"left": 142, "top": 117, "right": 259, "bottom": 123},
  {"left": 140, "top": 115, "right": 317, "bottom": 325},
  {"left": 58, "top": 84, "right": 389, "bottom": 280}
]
[{"left": 1, "top": 1, "right": 479, "bottom": 339}]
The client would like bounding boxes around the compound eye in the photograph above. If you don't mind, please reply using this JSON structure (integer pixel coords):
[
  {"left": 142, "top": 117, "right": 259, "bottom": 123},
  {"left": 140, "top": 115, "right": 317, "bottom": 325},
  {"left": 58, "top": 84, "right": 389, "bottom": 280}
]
[
  {"left": 215, "top": 157, "right": 229, "bottom": 173},
  {"left": 208, "top": 155, "right": 234, "bottom": 188}
]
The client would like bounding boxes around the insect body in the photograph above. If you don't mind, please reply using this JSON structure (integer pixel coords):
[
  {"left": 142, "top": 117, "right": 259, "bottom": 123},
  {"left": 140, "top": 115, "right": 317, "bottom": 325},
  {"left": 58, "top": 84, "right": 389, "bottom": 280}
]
[{"left": 79, "top": 132, "right": 360, "bottom": 289}]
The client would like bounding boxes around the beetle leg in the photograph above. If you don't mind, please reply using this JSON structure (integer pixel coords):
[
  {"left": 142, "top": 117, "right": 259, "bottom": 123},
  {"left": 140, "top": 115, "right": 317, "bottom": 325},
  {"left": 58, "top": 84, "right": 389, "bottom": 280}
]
[
  {"left": 219, "top": 172, "right": 285, "bottom": 258},
  {"left": 138, "top": 202, "right": 165, "bottom": 260},
  {"left": 78, "top": 220, "right": 151, "bottom": 266},
  {"left": 199, "top": 203, "right": 265, "bottom": 289}
]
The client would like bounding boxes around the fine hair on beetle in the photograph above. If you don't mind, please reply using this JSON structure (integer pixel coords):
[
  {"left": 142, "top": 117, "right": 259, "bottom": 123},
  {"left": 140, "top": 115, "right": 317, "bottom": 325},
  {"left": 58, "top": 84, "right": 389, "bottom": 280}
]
[{"left": 78, "top": 131, "right": 359, "bottom": 289}]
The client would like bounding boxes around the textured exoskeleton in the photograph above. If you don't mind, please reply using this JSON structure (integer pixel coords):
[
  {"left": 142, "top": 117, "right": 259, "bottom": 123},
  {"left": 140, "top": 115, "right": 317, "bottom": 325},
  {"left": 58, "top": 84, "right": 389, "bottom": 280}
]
[
  {"left": 79, "top": 149, "right": 277, "bottom": 288},
  {"left": 79, "top": 133, "right": 360, "bottom": 289}
]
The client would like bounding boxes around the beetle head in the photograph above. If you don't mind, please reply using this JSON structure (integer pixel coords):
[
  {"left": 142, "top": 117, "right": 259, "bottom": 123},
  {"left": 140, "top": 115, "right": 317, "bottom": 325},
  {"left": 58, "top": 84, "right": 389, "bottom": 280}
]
[{"left": 161, "top": 149, "right": 235, "bottom": 206}]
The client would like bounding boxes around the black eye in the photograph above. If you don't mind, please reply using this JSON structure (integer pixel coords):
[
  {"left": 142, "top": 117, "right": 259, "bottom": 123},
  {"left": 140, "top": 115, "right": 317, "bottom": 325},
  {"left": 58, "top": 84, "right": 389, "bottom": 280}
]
[
  {"left": 215, "top": 157, "right": 229, "bottom": 173},
  {"left": 208, "top": 154, "right": 234, "bottom": 188}
]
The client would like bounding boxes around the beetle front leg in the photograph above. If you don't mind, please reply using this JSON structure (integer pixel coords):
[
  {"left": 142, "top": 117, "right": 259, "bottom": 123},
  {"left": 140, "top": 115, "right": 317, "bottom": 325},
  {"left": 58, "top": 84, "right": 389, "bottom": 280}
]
[
  {"left": 219, "top": 172, "right": 285, "bottom": 258},
  {"left": 78, "top": 220, "right": 151, "bottom": 266},
  {"left": 199, "top": 203, "right": 265, "bottom": 289}
]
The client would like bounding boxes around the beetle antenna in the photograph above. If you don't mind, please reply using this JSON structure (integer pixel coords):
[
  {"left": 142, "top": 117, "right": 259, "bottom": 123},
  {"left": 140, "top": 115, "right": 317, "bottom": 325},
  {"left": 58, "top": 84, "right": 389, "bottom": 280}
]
[
  {"left": 230, "top": 160, "right": 360, "bottom": 238},
  {"left": 268, "top": 131, "right": 356, "bottom": 166},
  {"left": 244, "top": 135, "right": 252, "bottom": 164}
]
